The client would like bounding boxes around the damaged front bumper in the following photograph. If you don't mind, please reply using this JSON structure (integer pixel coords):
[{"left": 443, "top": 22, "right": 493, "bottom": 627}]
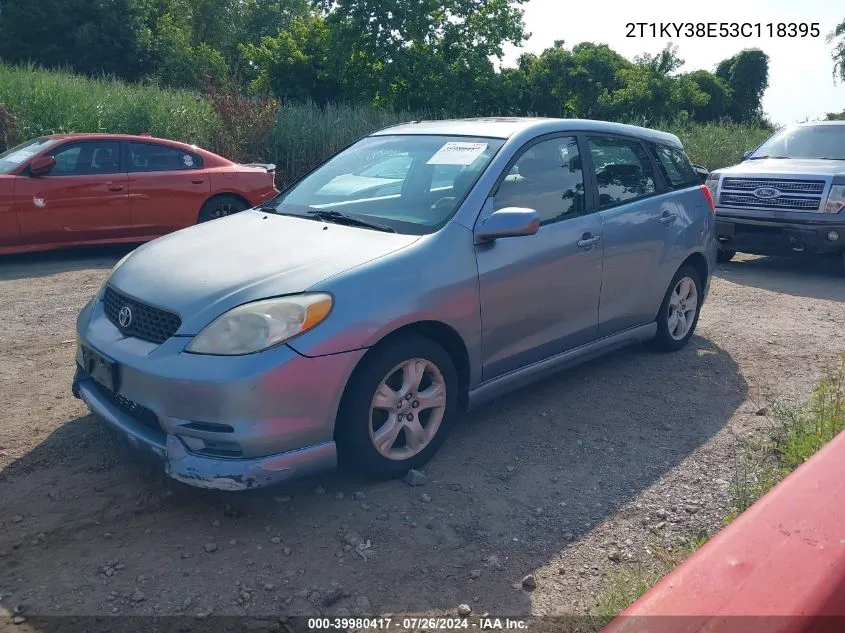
[{"left": 73, "top": 366, "right": 337, "bottom": 490}]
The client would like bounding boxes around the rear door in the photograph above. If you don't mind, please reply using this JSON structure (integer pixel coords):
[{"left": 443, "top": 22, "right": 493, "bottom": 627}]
[
  {"left": 584, "top": 134, "right": 686, "bottom": 338},
  {"left": 126, "top": 141, "right": 210, "bottom": 235},
  {"left": 14, "top": 139, "right": 131, "bottom": 244}
]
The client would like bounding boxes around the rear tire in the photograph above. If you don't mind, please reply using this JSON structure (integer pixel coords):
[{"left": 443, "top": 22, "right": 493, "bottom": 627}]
[
  {"left": 335, "top": 335, "right": 459, "bottom": 479},
  {"left": 716, "top": 249, "right": 736, "bottom": 263},
  {"left": 198, "top": 195, "right": 248, "bottom": 223},
  {"left": 649, "top": 265, "right": 703, "bottom": 353}
]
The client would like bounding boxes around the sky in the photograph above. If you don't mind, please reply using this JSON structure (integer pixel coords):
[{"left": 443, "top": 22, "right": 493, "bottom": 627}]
[{"left": 500, "top": 0, "right": 845, "bottom": 125}]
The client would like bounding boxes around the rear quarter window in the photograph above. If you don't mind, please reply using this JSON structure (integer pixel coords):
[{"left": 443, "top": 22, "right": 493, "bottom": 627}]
[{"left": 651, "top": 144, "right": 700, "bottom": 190}]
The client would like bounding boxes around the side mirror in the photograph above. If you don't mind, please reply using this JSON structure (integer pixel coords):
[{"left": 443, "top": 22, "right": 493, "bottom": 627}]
[
  {"left": 741, "top": 151, "right": 753, "bottom": 161},
  {"left": 475, "top": 207, "right": 540, "bottom": 244},
  {"left": 29, "top": 155, "right": 56, "bottom": 176},
  {"left": 692, "top": 164, "right": 709, "bottom": 184}
]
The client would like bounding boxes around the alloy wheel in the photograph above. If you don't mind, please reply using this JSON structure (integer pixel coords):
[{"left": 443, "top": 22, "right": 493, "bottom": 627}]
[{"left": 368, "top": 358, "right": 447, "bottom": 461}]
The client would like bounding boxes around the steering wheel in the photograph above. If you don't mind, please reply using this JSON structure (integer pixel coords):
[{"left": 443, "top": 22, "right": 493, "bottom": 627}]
[{"left": 430, "top": 197, "right": 458, "bottom": 213}]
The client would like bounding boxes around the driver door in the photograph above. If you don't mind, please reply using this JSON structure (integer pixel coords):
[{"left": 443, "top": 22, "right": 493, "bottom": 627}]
[
  {"left": 474, "top": 135, "right": 604, "bottom": 379},
  {"left": 15, "top": 139, "right": 130, "bottom": 244}
]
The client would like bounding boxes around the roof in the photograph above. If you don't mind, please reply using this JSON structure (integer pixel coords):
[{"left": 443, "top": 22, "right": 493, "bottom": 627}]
[
  {"left": 371, "top": 117, "right": 683, "bottom": 147},
  {"left": 45, "top": 132, "right": 199, "bottom": 145}
]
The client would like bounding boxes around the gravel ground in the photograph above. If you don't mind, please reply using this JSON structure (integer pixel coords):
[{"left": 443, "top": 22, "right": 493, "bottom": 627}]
[{"left": 1, "top": 247, "right": 844, "bottom": 624}]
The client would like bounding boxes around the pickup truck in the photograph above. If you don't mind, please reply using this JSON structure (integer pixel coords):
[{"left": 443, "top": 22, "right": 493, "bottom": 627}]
[{"left": 705, "top": 121, "right": 845, "bottom": 274}]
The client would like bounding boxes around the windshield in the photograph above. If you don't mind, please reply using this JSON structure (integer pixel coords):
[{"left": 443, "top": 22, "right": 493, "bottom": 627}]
[
  {"left": 749, "top": 125, "right": 845, "bottom": 161},
  {"left": 0, "top": 137, "right": 58, "bottom": 174},
  {"left": 263, "top": 135, "right": 505, "bottom": 234}
]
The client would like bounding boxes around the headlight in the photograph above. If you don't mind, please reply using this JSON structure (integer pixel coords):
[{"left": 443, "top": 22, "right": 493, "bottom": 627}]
[
  {"left": 823, "top": 185, "right": 845, "bottom": 214},
  {"left": 185, "top": 293, "right": 333, "bottom": 355},
  {"left": 704, "top": 174, "right": 720, "bottom": 200}
]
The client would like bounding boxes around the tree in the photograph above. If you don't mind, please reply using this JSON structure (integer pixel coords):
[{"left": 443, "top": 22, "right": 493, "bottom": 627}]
[
  {"left": 240, "top": 14, "right": 340, "bottom": 103},
  {"left": 716, "top": 49, "right": 769, "bottom": 122},
  {"left": 685, "top": 70, "right": 732, "bottom": 122},
  {"left": 828, "top": 19, "right": 845, "bottom": 84},
  {"left": 0, "top": 0, "right": 150, "bottom": 80},
  {"left": 317, "top": 0, "right": 528, "bottom": 109}
]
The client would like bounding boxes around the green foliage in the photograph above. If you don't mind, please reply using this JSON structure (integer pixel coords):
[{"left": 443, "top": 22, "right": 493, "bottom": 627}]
[
  {"left": 716, "top": 49, "right": 770, "bottom": 122},
  {"left": 829, "top": 19, "right": 845, "bottom": 84},
  {"left": 595, "top": 528, "right": 709, "bottom": 626},
  {"left": 0, "top": 0, "right": 150, "bottom": 80},
  {"left": 728, "top": 355, "right": 845, "bottom": 520},
  {"left": 0, "top": 0, "right": 774, "bottom": 124},
  {"left": 0, "top": 63, "right": 219, "bottom": 145}
]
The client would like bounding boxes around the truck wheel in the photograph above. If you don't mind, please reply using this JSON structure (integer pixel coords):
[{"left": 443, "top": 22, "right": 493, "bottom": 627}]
[{"left": 716, "top": 249, "right": 736, "bottom": 263}]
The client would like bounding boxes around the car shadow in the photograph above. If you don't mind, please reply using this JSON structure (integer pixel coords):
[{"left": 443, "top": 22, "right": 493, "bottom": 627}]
[
  {"left": 0, "top": 244, "right": 139, "bottom": 281},
  {"left": 0, "top": 335, "right": 746, "bottom": 623},
  {"left": 716, "top": 254, "right": 845, "bottom": 303}
]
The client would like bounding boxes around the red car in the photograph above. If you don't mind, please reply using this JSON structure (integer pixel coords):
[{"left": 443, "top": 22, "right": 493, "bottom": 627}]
[{"left": 0, "top": 133, "right": 279, "bottom": 255}]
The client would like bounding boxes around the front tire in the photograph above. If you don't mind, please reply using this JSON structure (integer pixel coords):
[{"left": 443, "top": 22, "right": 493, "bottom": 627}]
[
  {"left": 335, "top": 335, "right": 459, "bottom": 479},
  {"left": 198, "top": 195, "right": 248, "bottom": 223},
  {"left": 649, "top": 265, "right": 703, "bottom": 353},
  {"left": 716, "top": 249, "right": 736, "bottom": 263}
]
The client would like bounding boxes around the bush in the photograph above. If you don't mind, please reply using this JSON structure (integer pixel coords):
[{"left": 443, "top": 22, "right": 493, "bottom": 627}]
[{"left": 0, "top": 64, "right": 771, "bottom": 179}]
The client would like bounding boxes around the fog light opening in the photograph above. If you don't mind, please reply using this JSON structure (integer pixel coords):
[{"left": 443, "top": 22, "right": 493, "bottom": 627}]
[{"left": 827, "top": 230, "right": 840, "bottom": 242}]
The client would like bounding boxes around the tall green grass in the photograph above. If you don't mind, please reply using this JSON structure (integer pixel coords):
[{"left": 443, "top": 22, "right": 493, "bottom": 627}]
[
  {"left": 0, "top": 64, "right": 773, "bottom": 183},
  {"left": 0, "top": 63, "right": 220, "bottom": 147}
]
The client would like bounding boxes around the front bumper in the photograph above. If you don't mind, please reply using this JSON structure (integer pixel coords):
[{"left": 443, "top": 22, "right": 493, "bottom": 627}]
[
  {"left": 715, "top": 211, "right": 845, "bottom": 256},
  {"left": 73, "top": 299, "right": 366, "bottom": 490}
]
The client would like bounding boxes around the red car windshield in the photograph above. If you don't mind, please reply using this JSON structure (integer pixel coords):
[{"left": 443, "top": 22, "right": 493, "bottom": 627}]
[{"left": 0, "top": 137, "right": 59, "bottom": 174}]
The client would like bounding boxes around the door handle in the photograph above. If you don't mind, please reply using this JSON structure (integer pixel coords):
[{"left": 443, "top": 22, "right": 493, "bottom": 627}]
[
  {"left": 107, "top": 184, "right": 125, "bottom": 192},
  {"left": 191, "top": 179, "right": 205, "bottom": 185},
  {"left": 659, "top": 211, "right": 678, "bottom": 224},
  {"left": 577, "top": 233, "right": 602, "bottom": 248}
]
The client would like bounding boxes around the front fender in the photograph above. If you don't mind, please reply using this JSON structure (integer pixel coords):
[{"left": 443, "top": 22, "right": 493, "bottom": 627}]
[{"left": 285, "top": 223, "right": 483, "bottom": 385}]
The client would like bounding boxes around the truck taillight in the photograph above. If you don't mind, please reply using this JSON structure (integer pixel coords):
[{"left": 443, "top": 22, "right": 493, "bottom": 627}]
[{"left": 700, "top": 184, "right": 716, "bottom": 214}]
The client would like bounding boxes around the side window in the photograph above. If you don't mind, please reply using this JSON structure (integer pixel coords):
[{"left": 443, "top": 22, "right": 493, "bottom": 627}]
[
  {"left": 48, "top": 141, "right": 121, "bottom": 176},
  {"left": 652, "top": 144, "right": 700, "bottom": 190},
  {"left": 587, "top": 136, "right": 657, "bottom": 208},
  {"left": 494, "top": 136, "right": 585, "bottom": 224},
  {"left": 129, "top": 142, "right": 201, "bottom": 172}
]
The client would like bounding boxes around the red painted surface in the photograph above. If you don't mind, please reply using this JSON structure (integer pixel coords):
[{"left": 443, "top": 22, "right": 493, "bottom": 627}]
[
  {"left": 0, "top": 133, "right": 278, "bottom": 254},
  {"left": 602, "top": 430, "right": 845, "bottom": 633}
]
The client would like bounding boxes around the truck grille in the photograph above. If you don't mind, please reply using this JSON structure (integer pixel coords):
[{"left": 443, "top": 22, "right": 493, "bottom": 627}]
[
  {"left": 719, "top": 177, "right": 825, "bottom": 212},
  {"left": 103, "top": 286, "right": 181, "bottom": 344}
]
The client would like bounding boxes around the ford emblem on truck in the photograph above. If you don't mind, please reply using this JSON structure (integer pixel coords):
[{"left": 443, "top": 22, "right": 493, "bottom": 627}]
[{"left": 753, "top": 187, "right": 781, "bottom": 199}]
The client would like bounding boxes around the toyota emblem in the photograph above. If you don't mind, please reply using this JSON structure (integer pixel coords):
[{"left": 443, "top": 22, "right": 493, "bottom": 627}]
[
  {"left": 118, "top": 306, "right": 133, "bottom": 328},
  {"left": 753, "top": 186, "right": 780, "bottom": 200}
]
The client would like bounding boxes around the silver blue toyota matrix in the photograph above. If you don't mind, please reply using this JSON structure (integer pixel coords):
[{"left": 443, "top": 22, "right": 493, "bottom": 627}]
[{"left": 73, "top": 118, "right": 716, "bottom": 490}]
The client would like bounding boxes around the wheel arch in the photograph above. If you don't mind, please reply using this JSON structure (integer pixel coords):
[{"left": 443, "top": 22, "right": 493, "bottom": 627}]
[
  {"left": 681, "top": 251, "right": 709, "bottom": 287},
  {"left": 197, "top": 192, "right": 252, "bottom": 222},
  {"left": 333, "top": 320, "right": 471, "bottom": 447}
]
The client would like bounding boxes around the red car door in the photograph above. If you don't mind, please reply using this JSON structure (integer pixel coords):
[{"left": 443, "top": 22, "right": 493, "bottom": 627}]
[
  {"left": 14, "top": 139, "right": 131, "bottom": 245},
  {"left": 126, "top": 141, "right": 210, "bottom": 235}
]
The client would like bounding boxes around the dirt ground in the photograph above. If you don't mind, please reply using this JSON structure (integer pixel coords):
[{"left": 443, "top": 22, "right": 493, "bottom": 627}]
[{"left": 1, "top": 247, "right": 844, "bottom": 626}]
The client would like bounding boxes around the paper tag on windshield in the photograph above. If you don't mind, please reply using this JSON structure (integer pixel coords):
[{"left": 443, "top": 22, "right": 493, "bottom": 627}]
[{"left": 427, "top": 142, "right": 488, "bottom": 166}]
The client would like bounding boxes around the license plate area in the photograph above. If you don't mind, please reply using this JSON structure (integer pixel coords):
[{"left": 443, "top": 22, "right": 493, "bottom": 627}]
[{"left": 80, "top": 345, "right": 121, "bottom": 393}]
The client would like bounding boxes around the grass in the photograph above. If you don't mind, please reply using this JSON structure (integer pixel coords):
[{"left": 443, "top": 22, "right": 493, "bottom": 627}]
[
  {"left": 596, "top": 355, "right": 845, "bottom": 624},
  {"left": 1, "top": 64, "right": 772, "bottom": 185},
  {"left": 0, "top": 63, "right": 220, "bottom": 147},
  {"left": 596, "top": 527, "right": 709, "bottom": 626},
  {"left": 728, "top": 355, "right": 845, "bottom": 518}
]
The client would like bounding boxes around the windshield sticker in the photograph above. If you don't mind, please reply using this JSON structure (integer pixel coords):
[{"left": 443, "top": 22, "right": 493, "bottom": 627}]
[{"left": 427, "top": 142, "right": 488, "bottom": 166}]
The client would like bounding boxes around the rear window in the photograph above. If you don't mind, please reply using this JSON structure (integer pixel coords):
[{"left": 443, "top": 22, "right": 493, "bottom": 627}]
[{"left": 651, "top": 144, "right": 700, "bottom": 190}]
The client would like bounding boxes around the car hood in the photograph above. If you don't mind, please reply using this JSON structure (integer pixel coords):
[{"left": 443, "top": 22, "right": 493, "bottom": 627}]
[
  {"left": 717, "top": 159, "right": 845, "bottom": 178},
  {"left": 108, "top": 210, "right": 420, "bottom": 334}
]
